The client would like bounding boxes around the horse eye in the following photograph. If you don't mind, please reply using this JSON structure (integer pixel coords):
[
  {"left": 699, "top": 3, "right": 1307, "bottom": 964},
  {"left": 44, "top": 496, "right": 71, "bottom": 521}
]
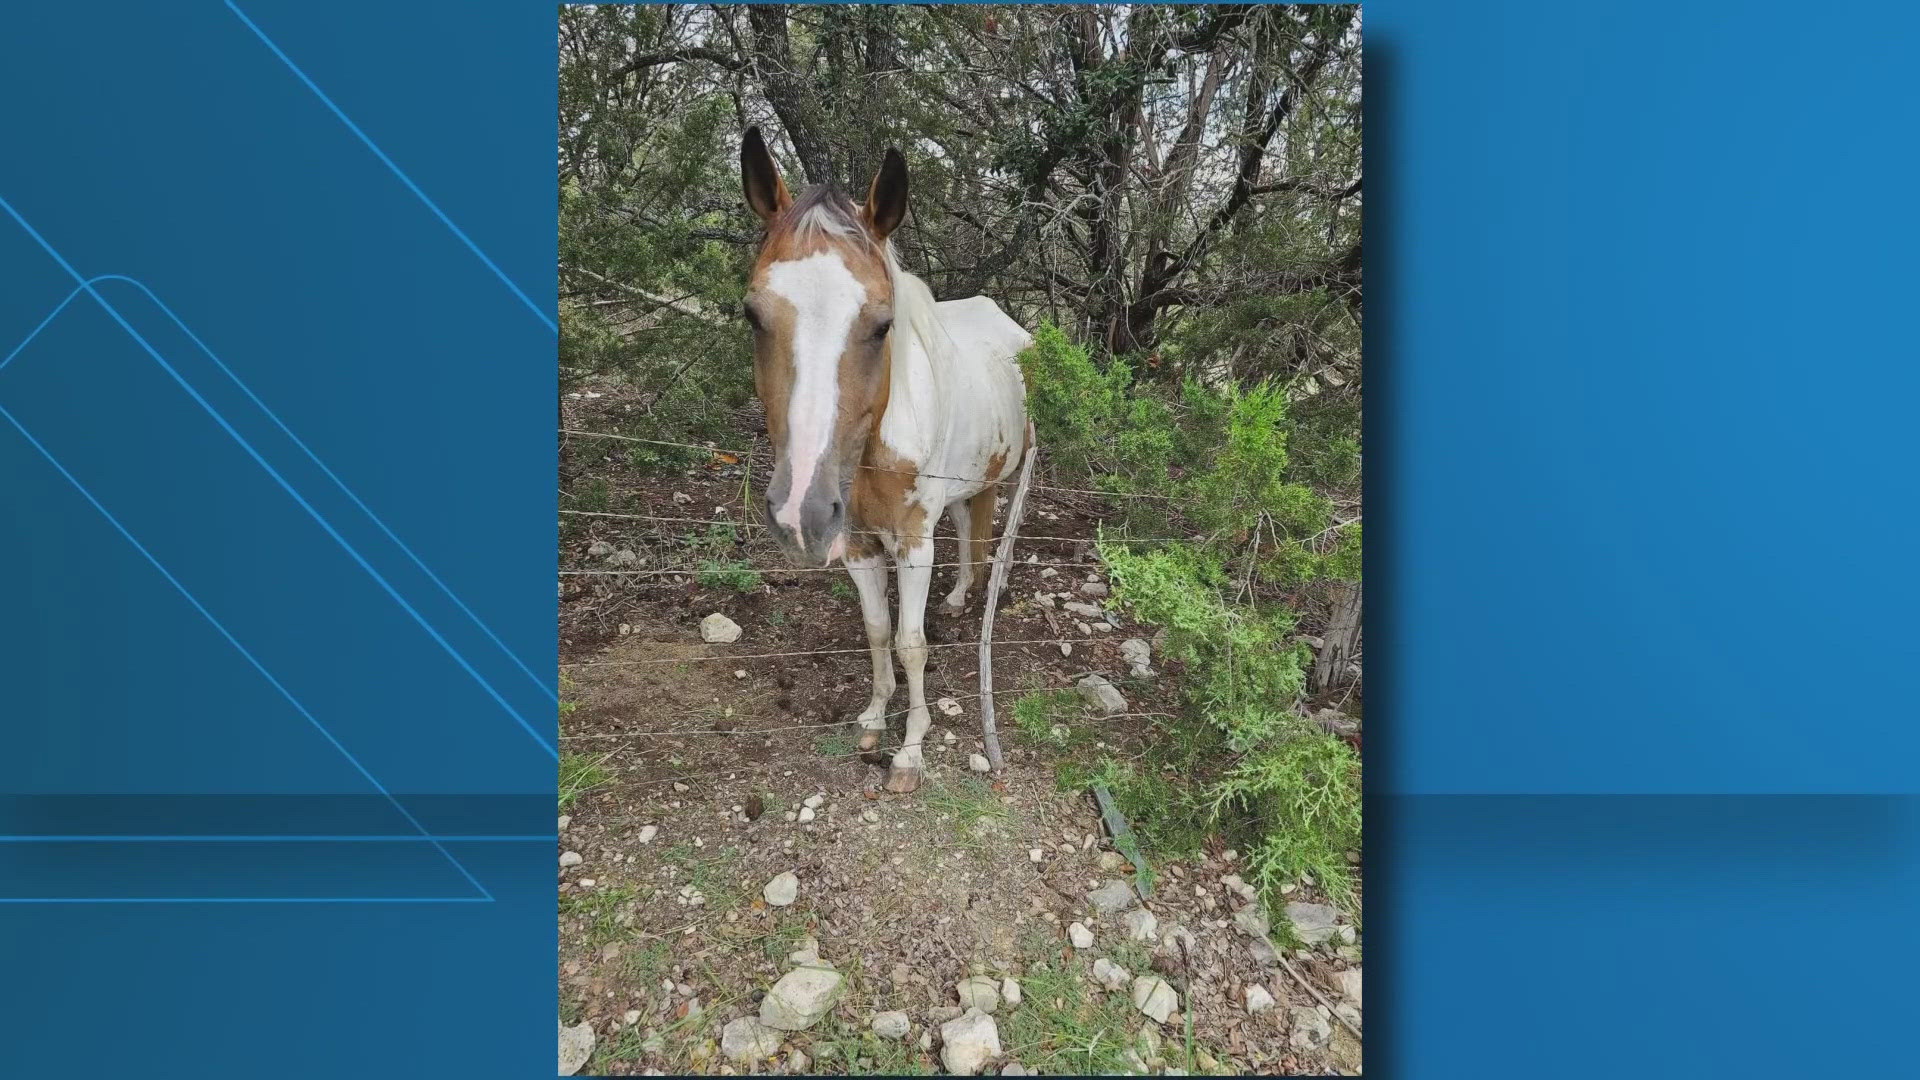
[
  {"left": 872, "top": 318, "right": 893, "bottom": 341},
  {"left": 742, "top": 303, "right": 762, "bottom": 329}
]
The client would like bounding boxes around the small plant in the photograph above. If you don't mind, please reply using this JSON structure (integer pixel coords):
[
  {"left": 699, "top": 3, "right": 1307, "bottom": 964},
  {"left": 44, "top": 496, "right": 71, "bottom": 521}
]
[
  {"left": 1010, "top": 689, "right": 1078, "bottom": 747},
  {"left": 558, "top": 751, "right": 611, "bottom": 810},
  {"left": 697, "top": 559, "right": 761, "bottom": 593},
  {"left": 1211, "top": 730, "right": 1362, "bottom": 909},
  {"left": 829, "top": 578, "right": 858, "bottom": 601}
]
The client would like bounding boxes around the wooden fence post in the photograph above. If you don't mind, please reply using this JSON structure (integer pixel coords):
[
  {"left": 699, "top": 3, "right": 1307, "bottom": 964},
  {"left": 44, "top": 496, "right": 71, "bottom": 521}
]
[{"left": 977, "top": 427, "right": 1038, "bottom": 772}]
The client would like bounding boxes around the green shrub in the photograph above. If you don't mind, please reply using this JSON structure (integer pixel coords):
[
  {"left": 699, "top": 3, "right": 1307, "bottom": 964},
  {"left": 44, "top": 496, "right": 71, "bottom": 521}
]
[{"left": 696, "top": 559, "right": 761, "bottom": 593}]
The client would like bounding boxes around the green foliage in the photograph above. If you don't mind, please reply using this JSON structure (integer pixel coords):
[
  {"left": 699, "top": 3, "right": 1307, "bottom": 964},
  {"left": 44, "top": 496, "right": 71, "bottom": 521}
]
[
  {"left": 1009, "top": 688, "right": 1079, "bottom": 747},
  {"left": 558, "top": 751, "right": 611, "bottom": 811},
  {"left": 696, "top": 559, "right": 762, "bottom": 593},
  {"left": 1211, "top": 732, "right": 1363, "bottom": 910}
]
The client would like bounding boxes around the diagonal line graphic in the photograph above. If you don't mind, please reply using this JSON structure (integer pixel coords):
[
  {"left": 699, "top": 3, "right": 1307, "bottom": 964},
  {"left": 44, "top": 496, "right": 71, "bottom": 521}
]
[
  {"left": 0, "top": 402, "right": 491, "bottom": 902},
  {"left": 224, "top": 0, "right": 557, "bottom": 335},
  {"left": 0, "top": 192, "right": 557, "bottom": 760},
  {"left": 96, "top": 275, "right": 557, "bottom": 704}
]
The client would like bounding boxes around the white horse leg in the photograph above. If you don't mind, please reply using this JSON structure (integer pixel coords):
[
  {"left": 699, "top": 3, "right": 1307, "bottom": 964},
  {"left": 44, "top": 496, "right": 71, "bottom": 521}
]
[
  {"left": 846, "top": 554, "right": 894, "bottom": 753},
  {"left": 941, "top": 499, "right": 974, "bottom": 613},
  {"left": 885, "top": 539, "right": 936, "bottom": 793}
]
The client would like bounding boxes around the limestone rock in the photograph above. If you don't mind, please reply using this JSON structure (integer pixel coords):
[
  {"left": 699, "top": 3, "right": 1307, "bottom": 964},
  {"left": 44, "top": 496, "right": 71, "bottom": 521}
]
[
  {"left": 1289, "top": 1006, "right": 1333, "bottom": 1049},
  {"left": 871, "top": 1010, "right": 911, "bottom": 1040},
  {"left": 763, "top": 871, "right": 799, "bottom": 907},
  {"left": 939, "top": 1009, "right": 1003, "bottom": 1076},
  {"left": 1091, "top": 957, "right": 1131, "bottom": 990},
  {"left": 700, "top": 612, "right": 742, "bottom": 643},
  {"left": 758, "top": 967, "right": 843, "bottom": 1030},
  {"left": 1283, "top": 902, "right": 1341, "bottom": 945},
  {"left": 1121, "top": 908, "right": 1159, "bottom": 943},
  {"left": 1075, "top": 674, "right": 1128, "bottom": 715},
  {"left": 957, "top": 975, "right": 1002, "bottom": 1014},
  {"left": 1131, "top": 975, "right": 1179, "bottom": 1024},
  {"left": 1087, "top": 879, "right": 1137, "bottom": 914},
  {"left": 721, "top": 1016, "right": 781, "bottom": 1063},
  {"left": 559, "top": 1020, "right": 595, "bottom": 1076}
]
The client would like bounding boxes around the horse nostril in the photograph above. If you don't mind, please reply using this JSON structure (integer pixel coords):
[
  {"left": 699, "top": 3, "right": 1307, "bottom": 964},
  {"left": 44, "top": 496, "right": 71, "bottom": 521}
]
[{"left": 828, "top": 500, "right": 843, "bottom": 519}]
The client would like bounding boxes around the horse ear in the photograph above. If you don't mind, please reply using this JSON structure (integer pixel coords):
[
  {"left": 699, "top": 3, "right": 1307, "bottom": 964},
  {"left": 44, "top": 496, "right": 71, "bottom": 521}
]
[
  {"left": 864, "top": 147, "right": 909, "bottom": 239},
  {"left": 741, "top": 126, "right": 791, "bottom": 222}
]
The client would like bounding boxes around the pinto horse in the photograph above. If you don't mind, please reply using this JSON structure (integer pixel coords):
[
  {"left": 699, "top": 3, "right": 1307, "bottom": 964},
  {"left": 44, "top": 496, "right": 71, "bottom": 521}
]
[{"left": 739, "top": 127, "right": 1031, "bottom": 793}]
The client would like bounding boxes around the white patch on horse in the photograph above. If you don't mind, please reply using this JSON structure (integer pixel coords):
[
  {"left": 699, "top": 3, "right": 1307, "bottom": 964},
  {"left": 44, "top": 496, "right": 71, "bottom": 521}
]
[{"left": 765, "top": 251, "right": 867, "bottom": 532}]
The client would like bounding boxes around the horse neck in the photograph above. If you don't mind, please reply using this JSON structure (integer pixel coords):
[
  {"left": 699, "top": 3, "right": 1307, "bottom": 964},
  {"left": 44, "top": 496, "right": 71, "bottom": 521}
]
[{"left": 868, "top": 262, "right": 951, "bottom": 464}]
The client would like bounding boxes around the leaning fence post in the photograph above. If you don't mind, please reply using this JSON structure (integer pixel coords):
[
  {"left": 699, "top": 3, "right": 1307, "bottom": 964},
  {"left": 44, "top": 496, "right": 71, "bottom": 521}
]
[{"left": 977, "top": 425, "right": 1038, "bottom": 772}]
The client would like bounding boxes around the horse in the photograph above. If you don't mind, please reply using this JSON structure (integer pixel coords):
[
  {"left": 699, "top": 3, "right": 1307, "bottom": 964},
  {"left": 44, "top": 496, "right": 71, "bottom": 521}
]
[{"left": 738, "top": 126, "right": 1032, "bottom": 794}]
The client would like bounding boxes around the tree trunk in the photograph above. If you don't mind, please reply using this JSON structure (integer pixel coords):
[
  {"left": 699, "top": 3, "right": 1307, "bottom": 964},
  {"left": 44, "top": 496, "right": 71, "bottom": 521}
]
[{"left": 1311, "top": 581, "right": 1361, "bottom": 696}]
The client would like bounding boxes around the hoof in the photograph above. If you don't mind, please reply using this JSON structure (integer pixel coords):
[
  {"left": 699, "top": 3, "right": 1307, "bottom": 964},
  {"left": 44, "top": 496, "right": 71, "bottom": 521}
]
[
  {"left": 883, "top": 765, "right": 924, "bottom": 794},
  {"left": 860, "top": 749, "right": 892, "bottom": 767},
  {"left": 857, "top": 730, "right": 881, "bottom": 753},
  {"left": 940, "top": 597, "right": 968, "bottom": 615}
]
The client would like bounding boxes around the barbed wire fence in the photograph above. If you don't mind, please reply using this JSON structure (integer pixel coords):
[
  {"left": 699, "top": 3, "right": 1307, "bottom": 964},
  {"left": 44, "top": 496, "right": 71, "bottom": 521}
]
[{"left": 556, "top": 424, "right": 1360, "bottom": 783}]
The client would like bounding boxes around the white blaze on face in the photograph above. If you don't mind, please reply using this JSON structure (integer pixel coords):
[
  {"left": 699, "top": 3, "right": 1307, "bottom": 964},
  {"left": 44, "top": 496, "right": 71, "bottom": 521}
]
[{"left": 765, "top": 251, "right": 867, "bottom": 533}]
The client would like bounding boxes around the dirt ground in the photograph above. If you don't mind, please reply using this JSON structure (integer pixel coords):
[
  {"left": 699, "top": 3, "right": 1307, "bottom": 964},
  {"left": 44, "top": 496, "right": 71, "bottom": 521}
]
[{"left": 557, "top": 390, "right": 1362, "bottom": 1076}]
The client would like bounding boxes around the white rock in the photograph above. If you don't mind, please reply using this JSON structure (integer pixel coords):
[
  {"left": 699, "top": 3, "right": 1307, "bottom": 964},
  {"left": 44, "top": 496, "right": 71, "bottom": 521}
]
[
  {"left": 673, "top": 782, "right": 690, "bottom": 793},
  {"left": 1039, "top": 567, "right": 1058, "bottom": 579},
  {"left": 559, "top": 1019, "right": 595, "bottom": 1076},
  {"left": 956, "top": 974, "right": 1002, "bottom": 1014},
  {"left": 788, "top": 1049, "right": 810, "bottom": 1073},
  {"left": 700, "top": 612, "right": 742, "bottom": 643},
  {"left": 1087, "top": 879, "right": 1137, "bottom": 913},
  {"left": 937, "top": 697, "right": 964, "bottom": 716},
  {"left": 803, "top": 794, "right": 825, "bottom": 809},
  {"left": 942, "top": 728, "right": 959, "bottom": 744},
  {"left": 1131, "top": 975, "right": 1179, "bottom": 1024},
  {"left": 939, "top": 1009, "right": 1003, "bottom": 1075},
  {"left": 862, "top": 809, "right": 881, "bottom": 824},
  {"left": 721, "top": 1016, "right": 782, "bottom": 1063},
  {"left": 1075, "top": 675, "right": 1128, "bottom": 715},
  {"left": 1001, "top": 977, "right": 1022, "bottom": 1007},
  {"left": 1029, "top": 848, "right": 1044, "bottom": 863},
  {"left": 606, "top": 549, "right": 639, "bottom": 567},
  {"left": 1333, "top": 968, "right": 1362, "bottom": 1006},
  {"left": 557, "top": 815, "right": 571, "bottom": 831},
  {"left": 636, "top": 825, "right": 657, "bottom": 844},
  {"left": 586, "top": 541, "right": 615, "bottom": 558},
  {"left": 763, "top": 871, "right": 799, "bottom": 906},
  {"left": 1080, "top": 581, "right": 1110, "bottom": 598},
  {"left": 559, "top": 851, "right": 584, "bottom": 868},
  {"left": 672, "top": 491, "right": 694, "bottom": 505},
  {"left": 623, "top": 1009, "right": 640, "bottom": 1025},
  {"left": 1058, "top": 642, "right": 1073, "bottom": 657},
  {"left": 969, "top": 753, "right": 991, "bottom": 773},
  {"left": 1067, "top": 921, "right": 1095, "bottom": 949},
  {"left": 1121, "top": 908, "right": 1159, "bottom": 943},
  {"left": 1288, "top": 1006, "right": 1333, "bottom": 1049},
  {"left": 733, "top": 669, "right": 747, "bottom": 679},
  {"left": 579, "top": 879, "right": 595, "bottom": 888},
  {"left": 758, "top": 967, "right": 843, "bottom": 1030},
  {"left": 1091, "top": 958, "right": 1131, "bottom": 990},
  {"left": 798, "top": 807, "right": 816, "bottom": 823},
  {"left": 1244, "top": 984, "right": 1276, "bottom": 1013},
  {"left": 1233, "top": 907, "right": 1271, "bottom": 938},
  {"left": 871, "top": 1010, "right": 911, "bottom": 1040},
  {"left": 1062, "top": 601, "right": 1103, "bottom": 618},
  {"left": 1283, "top": 902, "right": 1341, "bottom": 944}
]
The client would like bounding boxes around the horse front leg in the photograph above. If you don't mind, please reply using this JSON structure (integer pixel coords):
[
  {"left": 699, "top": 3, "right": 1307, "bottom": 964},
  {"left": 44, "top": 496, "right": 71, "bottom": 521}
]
[
  {"left": 885, "top": 538, "right": 936, "bottom": 793},
  {"left": 845, "top": 553, "right": 894, "bottom": 754}
]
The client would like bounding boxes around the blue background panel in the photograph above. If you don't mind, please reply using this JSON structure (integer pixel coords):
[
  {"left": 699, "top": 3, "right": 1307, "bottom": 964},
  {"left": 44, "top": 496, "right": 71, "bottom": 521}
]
[{"left": 0, "top": 0, "right": 1916, "bottom": 1077}]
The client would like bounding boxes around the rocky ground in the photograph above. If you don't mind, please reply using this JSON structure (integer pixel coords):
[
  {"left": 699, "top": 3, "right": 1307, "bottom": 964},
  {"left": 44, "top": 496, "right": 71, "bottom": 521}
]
[{"left": 557, "top": 389, "right": 1363, "bottom": 1076}]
